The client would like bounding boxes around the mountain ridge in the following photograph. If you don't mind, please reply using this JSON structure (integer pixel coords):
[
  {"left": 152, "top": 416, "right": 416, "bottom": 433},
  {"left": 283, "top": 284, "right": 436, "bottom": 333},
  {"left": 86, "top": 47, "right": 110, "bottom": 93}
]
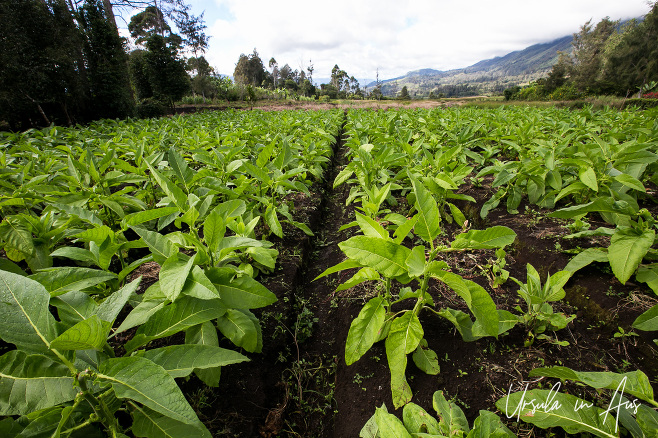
[{"left": 369, "top": 34, "right": 574, "bottom": 97}]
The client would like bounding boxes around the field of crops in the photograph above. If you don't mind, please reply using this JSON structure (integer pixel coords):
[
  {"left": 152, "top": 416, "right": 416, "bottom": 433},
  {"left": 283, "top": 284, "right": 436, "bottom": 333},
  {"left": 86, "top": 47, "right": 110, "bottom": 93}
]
[{"left": 1, "top": 105, "right": 657, "bottom": 437}]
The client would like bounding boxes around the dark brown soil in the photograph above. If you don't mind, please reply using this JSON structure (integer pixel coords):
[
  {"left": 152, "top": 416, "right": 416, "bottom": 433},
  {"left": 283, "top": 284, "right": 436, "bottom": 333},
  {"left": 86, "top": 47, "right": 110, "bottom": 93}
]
[{"left": 130, "top": 120, "right": 658, "bottom": 437}]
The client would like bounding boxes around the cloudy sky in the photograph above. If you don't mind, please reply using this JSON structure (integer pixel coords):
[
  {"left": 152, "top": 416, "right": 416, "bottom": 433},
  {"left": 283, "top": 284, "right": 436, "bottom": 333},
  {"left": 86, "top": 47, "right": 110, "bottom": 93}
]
[{"left": 124, "top": 0, "right": 653, "bottom": 82}]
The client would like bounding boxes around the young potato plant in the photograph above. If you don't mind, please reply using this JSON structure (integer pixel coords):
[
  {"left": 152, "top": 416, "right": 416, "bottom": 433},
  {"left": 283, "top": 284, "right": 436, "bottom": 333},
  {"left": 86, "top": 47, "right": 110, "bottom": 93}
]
[
  {"left": 511, "top": 264, "right": 575, "bottom": 347},
  {"left": 0, "top": 271, "right": 247, "bottom": 437},
  {"left": 497, "top": 366, "right": 658, "bottom": 438},
  {"left": 361, "top": 391, "right": 516, "bottom": 438},
  {"left": 317, "top": 172, "right": 517, "bottom": 408}
]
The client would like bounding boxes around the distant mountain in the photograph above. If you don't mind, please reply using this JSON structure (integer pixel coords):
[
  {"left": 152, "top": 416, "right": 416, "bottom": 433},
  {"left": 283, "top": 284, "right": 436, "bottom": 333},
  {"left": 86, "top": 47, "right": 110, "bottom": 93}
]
[{"left": 370, "top": 35, "right": 573, "bottom": 97}]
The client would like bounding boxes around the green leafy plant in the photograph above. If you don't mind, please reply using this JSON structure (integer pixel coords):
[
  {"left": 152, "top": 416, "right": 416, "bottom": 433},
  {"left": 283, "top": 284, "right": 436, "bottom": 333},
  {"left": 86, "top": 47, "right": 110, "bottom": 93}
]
[
  {"left": 0, "top": 270, "right": 249, "bottom": 437},
  {"left": 361, "top": 391, "right": 516, "bottom": 438},
  {"left": 317, "top": 173, "right": 517, "bottom": 408},
  {"left": 511, "top": 264, "right": 575, "bottom": 346},
  {"left": 497, "top": 366, "right": 658, "bottom": 438}
]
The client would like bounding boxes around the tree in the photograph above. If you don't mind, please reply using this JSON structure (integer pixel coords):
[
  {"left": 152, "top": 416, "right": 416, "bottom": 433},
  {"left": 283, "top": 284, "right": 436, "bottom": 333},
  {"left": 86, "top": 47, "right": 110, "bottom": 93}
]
[
  {"left": 233, "top": 49, "right": 266, "bottom": 86},
  {"left": 188, "top": 56, "right": 214, "bottom": 101},
  {"left": 269, "top": 57, "right": 278, "bottom": 88},
  {"left": 79, "top": 0, "right": 134, "bottom": 119},
  {"left": 569, "top": 17, "right": 618, "bottom": 92},
  {"left": 603, "top": 4, "right": 658, "bottom": 95},
  {"left": 0, "top": 0, "right": 135, "bottom": 127},
  {"left": 398, "top": 85, "right": 410, "bottom": 99},
  {"left": 129, "top": 33, "right": 189, "bottom": 107}
]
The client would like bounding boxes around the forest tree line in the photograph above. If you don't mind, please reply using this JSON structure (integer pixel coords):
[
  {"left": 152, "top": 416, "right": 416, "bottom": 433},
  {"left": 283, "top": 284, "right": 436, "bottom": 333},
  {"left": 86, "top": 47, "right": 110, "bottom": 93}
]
[{"left": 0, "top": 0, "right": 370, "bottom": 130}]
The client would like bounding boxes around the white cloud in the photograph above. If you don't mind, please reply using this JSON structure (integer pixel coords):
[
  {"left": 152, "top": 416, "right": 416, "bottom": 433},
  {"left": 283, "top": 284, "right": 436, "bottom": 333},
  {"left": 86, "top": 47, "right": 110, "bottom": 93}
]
[{"left": 192, "top": 0, "right": 651, "bottom": 80}]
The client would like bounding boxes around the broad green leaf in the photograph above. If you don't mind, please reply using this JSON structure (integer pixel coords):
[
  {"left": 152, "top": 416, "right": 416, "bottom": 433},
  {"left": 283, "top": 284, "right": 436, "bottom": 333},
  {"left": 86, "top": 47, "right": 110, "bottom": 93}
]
[
  {"left": 51, "top": 291, "right": 97, "bottom": 327},
  {"left": 433, "top": 390, "right": 470, "bottom": 436},
  {"left": 95, "top": 277, "right": 141, "bottom": 325},
  {"left": 339, "top": 236, "right": 411, "bottom": 278},
  {"left": 393, "top": 215, "right": 418, "bottom": 244},
  {"left": 402, "top": 402, "right": 441, "bottom": 434},
  {"left": 386, "top": 311, "right": 423, "bottom": 409},
  {"left": 51, "top": 203, "right": 103, "bottom": 226},
  {"left": 405, "top": 246, "right": 426, "bottom": 278},
  {"left": 50, "top": 247, "right": 97, "bottom": 265},
  {"left": 579, "top": 168, "right": 598, "bottom": 192},
  {"left": 242, "top": 161, "right": 271, "bottom": 185},
  {"left": 140, "top": 345, "right": 248, "bottom": 378},
  {"left": 412, "top": 339, "right": 440, "bottom": 375},
  {"left": 0, "top": 271, "right": 57, "bottom": 354},
  {"left": 608, "top": 228, "right": 654, "bottom": 284},
  {"left": 451, "top": 226, "right": 516, "bottom": 250},
  {"left": 121, "top": 207, "right": 180, "bottom": 229},
  {"left": 98, "top": 357, "right": 200, "bottom": 425},
  {"left": 468, "top": 410, "right": 516, "bottom": 438},
  {"left": 207, "top": 268, "right": 276, "bottom": 309},
  {"left": 131, "top": 404, "right": 211, "bottom": 438},
  {"left": 168, "top": 148, "right": 195, "bottom": 188},
  {"left": 360, "top": 403, "right": 387, "bottom": 438},
  {"left": 146, "top": 162, "right": 188, "bottom": 211},
  {"left": 333, "top": 168, "right": 353, "bottom": 188},
  {"left": 185, "top": 321, "right": 221, "bottom": 387},
  {"left": 291, "top": 220, "right": 314, "bottom": 236},
  {"left": 437, "top": 309, "right": 515, "bottom": 343},
  {"left": 409, "top": 172, "right": 441, "bottom": 244},
  {"left": 0, "top": 351, "right": 77, "bottom": 416},
  {"left": 265, "top": 204, "right": 283, "bottom": 238},
  {"left": 125, "top": 297, "right": 226, "bottom": 353},
  {"left": 212, "top": 200, "right": 246, "bottom": 220},
  {"left": 0, "top": 258, "right": 26, "bottom": 276},
  {"left": 50, "top": 315, "right": 110, "bottom": 351},
  {"left": 355, "top": 212, "right": 389, "bottom": 239},
  {"left": 203, "top": 210, "right": 225, "bottom": 253},
  {"left": 181, "top": 267, "right": 220, "bottom": 300},
  {"left": 374, "top": 407, "right": 413, "bottom": 438},
  {"left": 29, "top": 267, "right": 116, "bottom": 297},
  {"left": 637, "top": 405, "right": 658, "bottom": 437},
  {"left": 72, "top": 226, "right": 115, "bottom": 247},
  {"left": 345, "top": 296, "right": 386, "bottom": 365},
  {"left": 636, "top": 265, "right": 658, "bottom": 295},
  {"left": 613, "top": 174, "right": 645, "bottom": 192},
  {"left": 216, "top": 309, "right": 260, "bottom": 352},
  {"left": 529, "top": 366, "right": 654, "bottom": 403},
  {"left": 132, "top": 227, "right": 177, "bottom": 265},
  {"left": 114, "top": 299, "right": 165, "bottom": 335},
  {"left": 548, "top": 198, "right": 635, "bottom": 219},
  {"left": 555, "top": 181, "right": 588, "bottom": 202},
  {"left": 314, "top": 259, "right": 363, "bottom": 281},
  {"left": 336, "top": 267, "right": 380, "bottom": 292},
  {"left": 564, "top": 248, "right": 608, "bottom": 274},
  {"left": 0, "top": 417, "right": 23, "bottom": 436},
  {"left": 633, "top": 303, "right": 658, "bottom": 331},
  {"left": 496, "top": 389, "right": 618, "bottom": 438},
  {"left": 432, "top": 272, "right": 499, "bottom": 338},
  {"left": 543, "top": 271, "right": 571, "bottom": 302},
  {"left": 159, "top": 253, "right": 195, "bottom": 302},
  {"left": 447, "top": 202, "right": 467, "bottom": 227}
]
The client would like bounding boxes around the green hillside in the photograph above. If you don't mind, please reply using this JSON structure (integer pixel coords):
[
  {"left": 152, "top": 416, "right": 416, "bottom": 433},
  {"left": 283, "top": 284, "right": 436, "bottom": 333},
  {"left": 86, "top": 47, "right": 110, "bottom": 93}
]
[{"left": 375, "top": 35, "right": 573, "bottom": 98}]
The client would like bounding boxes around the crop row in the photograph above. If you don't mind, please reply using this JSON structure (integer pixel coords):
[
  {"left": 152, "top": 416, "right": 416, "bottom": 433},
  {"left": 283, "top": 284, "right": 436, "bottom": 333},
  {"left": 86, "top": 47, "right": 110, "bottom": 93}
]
[
  {"left": 327, "top": 106, "right": 658, "bottom": 436},
  {"left": 1, "top": 106, "right": 658, "bottom": 437},
  {"left": 0, "top": 109, "right": 342, "bottom": 437}
]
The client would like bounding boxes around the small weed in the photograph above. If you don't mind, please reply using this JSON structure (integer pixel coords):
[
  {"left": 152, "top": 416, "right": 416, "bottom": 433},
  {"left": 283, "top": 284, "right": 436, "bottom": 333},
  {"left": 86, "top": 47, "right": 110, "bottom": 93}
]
[{"left": 353, "top": 372, "right": 374, "bottom": 385}]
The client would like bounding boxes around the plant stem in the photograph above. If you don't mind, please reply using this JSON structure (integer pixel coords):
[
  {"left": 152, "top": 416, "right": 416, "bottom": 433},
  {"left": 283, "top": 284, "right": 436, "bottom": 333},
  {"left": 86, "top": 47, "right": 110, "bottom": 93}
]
[{"left": 78, "top": 371, "right": 120, "bottom": 437}]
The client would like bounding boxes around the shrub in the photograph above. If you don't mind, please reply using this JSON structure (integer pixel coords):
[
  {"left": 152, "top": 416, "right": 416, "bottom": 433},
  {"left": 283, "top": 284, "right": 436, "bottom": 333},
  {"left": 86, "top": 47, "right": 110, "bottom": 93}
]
[{"left": 136, "top": 98, "right": 168, "bottom": 118}]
